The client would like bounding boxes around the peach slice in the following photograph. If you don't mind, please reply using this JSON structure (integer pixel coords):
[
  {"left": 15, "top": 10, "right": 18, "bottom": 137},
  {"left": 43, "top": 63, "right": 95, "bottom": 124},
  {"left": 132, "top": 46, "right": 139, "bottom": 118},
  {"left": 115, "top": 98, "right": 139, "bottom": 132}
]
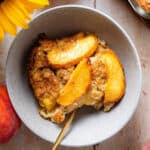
[
  {"left": 57, "top": 58, "right": 91, "bottom": 106},
  {"left": 99, "top": 49, "right": 125, "bottom": 104},
  {"left": 47, "top": 33, "right": 98, "bottom": 68}
]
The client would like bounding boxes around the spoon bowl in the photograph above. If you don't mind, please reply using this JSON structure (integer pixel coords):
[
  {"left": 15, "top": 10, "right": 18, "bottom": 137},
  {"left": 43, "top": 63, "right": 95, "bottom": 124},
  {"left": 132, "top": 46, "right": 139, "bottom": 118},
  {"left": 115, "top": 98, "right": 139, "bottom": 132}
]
[{"left": 128, "top": 0, "right": 150, "bottom": 20}]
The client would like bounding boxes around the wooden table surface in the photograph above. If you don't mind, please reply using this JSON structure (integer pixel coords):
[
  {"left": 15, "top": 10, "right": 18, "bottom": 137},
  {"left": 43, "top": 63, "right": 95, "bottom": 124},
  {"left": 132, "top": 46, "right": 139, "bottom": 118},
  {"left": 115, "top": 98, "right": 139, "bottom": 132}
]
[{"left": 0, "top": 0, "right": 150, "bottom": 150}]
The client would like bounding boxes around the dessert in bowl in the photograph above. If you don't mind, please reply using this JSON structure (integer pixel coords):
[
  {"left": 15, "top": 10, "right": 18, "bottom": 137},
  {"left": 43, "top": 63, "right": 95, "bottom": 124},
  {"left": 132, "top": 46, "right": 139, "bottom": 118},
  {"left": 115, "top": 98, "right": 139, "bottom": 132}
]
[{"left": 6, "top": 5, "right": 142, "bottom": 147}]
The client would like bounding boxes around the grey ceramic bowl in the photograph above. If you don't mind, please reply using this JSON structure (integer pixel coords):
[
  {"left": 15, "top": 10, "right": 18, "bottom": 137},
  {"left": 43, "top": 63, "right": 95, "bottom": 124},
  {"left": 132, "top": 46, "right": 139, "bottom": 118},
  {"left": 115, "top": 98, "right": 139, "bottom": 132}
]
[{"left": 6, "top": 5, "right": 142, "bottom": 147}]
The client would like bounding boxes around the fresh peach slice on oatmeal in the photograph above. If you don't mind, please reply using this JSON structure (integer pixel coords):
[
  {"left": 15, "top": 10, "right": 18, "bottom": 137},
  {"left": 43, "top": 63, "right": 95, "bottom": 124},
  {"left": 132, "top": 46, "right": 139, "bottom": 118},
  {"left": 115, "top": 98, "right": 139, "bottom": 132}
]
[
  {"left": 47, "top": 33, "right": 98, "bottom": 68},
  {"left": 57, "top": 58, "right": 91, "bottom": 106}
]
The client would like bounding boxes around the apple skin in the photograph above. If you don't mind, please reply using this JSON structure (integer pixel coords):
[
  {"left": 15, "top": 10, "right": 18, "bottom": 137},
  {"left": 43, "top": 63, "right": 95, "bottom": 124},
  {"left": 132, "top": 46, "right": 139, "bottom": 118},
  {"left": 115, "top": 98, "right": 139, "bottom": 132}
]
[
  {"left": 0, "top": 84, "right": 21, "bottom": 144},
  {"left": 143, "top": 140, "right": 150, "bottom": 150}
]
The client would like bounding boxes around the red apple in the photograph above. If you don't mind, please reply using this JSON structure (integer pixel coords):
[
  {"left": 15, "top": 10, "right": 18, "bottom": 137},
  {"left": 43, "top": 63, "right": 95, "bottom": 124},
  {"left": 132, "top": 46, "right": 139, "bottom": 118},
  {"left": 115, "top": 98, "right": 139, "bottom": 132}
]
[
  {"left": 143, "top": 140, "right": 150, "bottom": 150},
  {"left": 0, "top": 84, "right": 21, "bottom": 144}
]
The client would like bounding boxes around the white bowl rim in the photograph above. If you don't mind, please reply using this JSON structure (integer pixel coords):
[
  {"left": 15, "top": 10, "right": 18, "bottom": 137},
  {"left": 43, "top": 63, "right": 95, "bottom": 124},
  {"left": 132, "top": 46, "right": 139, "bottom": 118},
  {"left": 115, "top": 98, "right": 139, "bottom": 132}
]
[{"left": 6, "top": 4, "right": 142, "bottom": 147}]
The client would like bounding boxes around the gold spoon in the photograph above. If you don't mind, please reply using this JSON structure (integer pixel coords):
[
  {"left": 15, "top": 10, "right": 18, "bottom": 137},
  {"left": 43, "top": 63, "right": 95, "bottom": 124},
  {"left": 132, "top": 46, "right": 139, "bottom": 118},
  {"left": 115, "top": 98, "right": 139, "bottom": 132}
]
[
  {"left": 128, "top": 0, "right": 150, "bottom": 19},
  {"left": 52, "top": 110, "right": 76, "bottom": 150}
]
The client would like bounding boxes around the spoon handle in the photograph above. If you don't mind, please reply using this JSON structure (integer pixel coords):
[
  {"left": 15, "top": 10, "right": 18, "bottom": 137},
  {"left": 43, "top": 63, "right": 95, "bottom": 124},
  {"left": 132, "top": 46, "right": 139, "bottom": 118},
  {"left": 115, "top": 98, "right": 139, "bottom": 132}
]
[{"left": 52, "top": 110, "right": 76, "bottom": 150}]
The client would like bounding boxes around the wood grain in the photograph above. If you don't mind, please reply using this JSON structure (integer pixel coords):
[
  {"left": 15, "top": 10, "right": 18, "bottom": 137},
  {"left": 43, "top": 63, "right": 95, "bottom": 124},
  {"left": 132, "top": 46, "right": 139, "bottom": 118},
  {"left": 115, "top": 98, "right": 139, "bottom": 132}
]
[{"left": 0, "top": 0, "right": 150, "bottom": 150}]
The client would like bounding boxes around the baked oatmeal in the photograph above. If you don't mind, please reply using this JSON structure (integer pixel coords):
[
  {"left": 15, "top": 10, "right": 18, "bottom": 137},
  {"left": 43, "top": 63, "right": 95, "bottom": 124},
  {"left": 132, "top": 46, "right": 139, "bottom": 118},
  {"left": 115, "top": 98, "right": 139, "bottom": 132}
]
[{"left": 28, "top": 32, "right": 125, "bottom": 124}]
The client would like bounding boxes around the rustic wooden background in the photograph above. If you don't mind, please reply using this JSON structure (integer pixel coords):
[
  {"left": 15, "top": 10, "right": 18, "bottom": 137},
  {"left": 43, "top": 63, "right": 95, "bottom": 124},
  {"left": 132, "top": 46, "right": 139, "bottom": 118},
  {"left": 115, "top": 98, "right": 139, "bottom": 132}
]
[{"left": 0, "top": 0, "right": 150, "bottom": 150}]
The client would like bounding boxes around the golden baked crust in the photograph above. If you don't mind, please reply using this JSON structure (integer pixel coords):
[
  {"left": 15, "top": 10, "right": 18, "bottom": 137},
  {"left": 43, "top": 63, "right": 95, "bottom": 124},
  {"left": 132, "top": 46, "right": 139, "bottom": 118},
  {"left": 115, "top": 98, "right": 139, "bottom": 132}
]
[
  {"left": 56, "top": 67, "right": 74, "bottom": 89},
  {"left": 28, "top": 44, "right": 60, "bottom": 112},
  {"left": 29, "top": 68, "right": 60, "bottom": 111},
  {"left": 137, "top": 0, "right": 150, "bottom": 12}
]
